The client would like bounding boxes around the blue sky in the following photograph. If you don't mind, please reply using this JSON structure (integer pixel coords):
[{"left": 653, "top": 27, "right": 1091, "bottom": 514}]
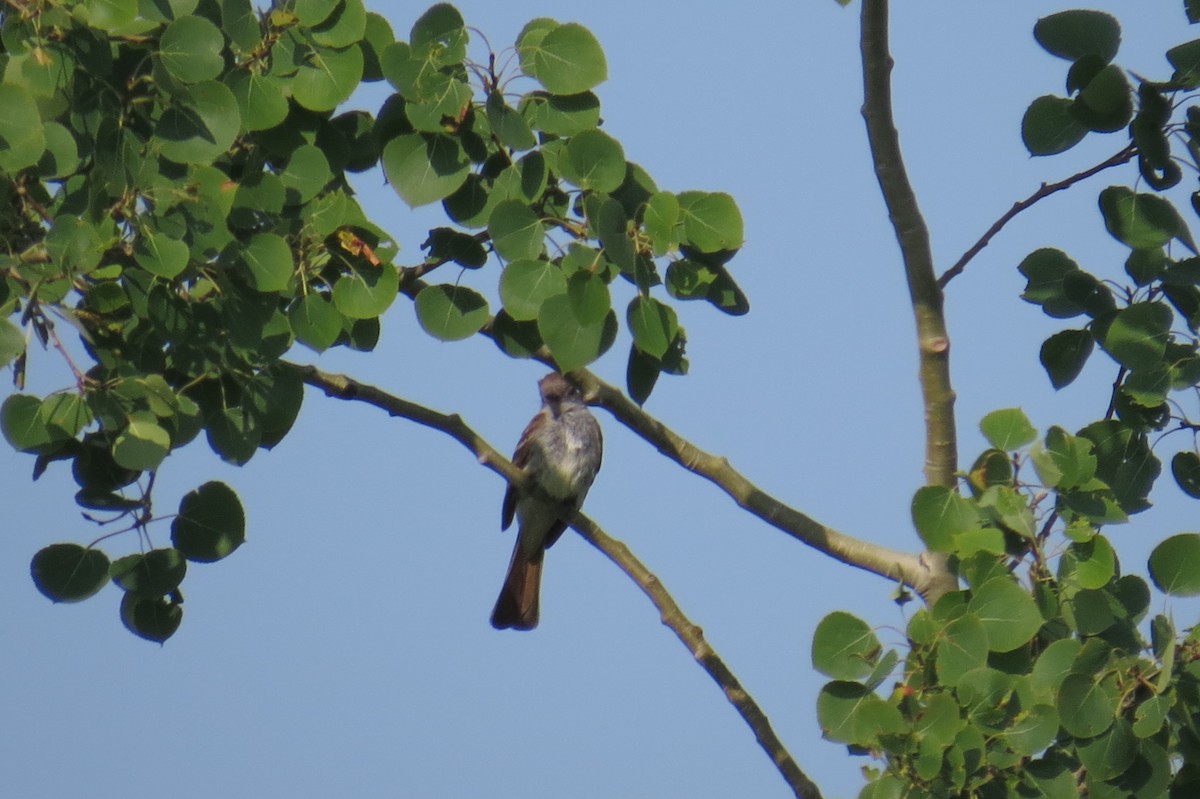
[{"left": 4, "top": 2, "right": 1200, "bottom": 797}]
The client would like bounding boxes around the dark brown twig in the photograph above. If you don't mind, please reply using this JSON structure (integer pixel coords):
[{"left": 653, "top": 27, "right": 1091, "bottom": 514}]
[{"left": 937, "top": 144, "right": 1137, "bottom": 289}]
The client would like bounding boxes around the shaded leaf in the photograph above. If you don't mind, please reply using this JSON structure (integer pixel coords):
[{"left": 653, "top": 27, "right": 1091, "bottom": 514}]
[
  {"left": 171, "top": 481, "right": 246, "bottom": 562},
  {"left": 31, "top": 544, "right": 110, "bottom": 603}
]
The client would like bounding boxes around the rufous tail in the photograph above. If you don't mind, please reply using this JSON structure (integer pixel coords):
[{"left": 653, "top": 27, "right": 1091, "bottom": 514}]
[{"left": 490, "top": 546, "right": 542, "bottom": 630}]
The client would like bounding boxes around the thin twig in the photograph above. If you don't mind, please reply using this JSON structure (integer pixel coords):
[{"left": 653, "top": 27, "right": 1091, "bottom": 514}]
[
  {"left": 937, "top": 144, "right": 1137, "bottom": 289},
  {"left": 283, "top": 361, "right": 822, "bottom": 799}
]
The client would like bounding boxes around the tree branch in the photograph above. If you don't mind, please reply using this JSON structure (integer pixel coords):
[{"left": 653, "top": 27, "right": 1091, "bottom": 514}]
[
  {"left": 572, "top": 514, "right": 823, "bottom": 799},
  {"left": 860, "top": 0, "right": 956, "bottom": 490},
  {"left": 282, "top": 361, "right": 822, "bottom": 799},
  {"left": 391, "top": 274, "right": 947, "bottom": 601},
  {"left": 936, "top": 144, "right": 1137, "bottom": 288},
  {"left": 860, "top": 0, "right": 957, "bottom": 603}
]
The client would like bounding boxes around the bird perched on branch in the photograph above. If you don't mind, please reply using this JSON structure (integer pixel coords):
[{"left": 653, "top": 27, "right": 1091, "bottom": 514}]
[{"left": 491, "top": 372, "right": 603, "bottom": 631}]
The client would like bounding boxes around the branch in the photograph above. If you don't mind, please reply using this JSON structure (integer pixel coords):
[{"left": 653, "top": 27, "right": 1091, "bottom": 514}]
[
  {"left": 282, "top": 361, "right": 823, "bottom": 799},
  {"left": 574, "top": 371, "right": 946, "bottom": 596},
  {"left": 391, "top": 275, "right": 946, "bottom": 601},
  {"left": 861, "top": 0, "right": 956, "bottom": 491},
  {"left": 937, "top": 144, "right": 1137, "bottom": 288},
  {"left": 572, "top": 515, "right": 823, "bottom": 799},
  {"left": 860, "top": 0, "right": 957, "bottom": 603}
]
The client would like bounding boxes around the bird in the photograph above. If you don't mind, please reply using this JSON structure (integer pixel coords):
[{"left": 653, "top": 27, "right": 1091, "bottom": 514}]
[{"left": 491, "top": 372, "right": 603, "bottom": 630}]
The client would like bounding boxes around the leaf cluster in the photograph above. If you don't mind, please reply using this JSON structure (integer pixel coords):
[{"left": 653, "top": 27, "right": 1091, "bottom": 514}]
[
  {"left": 0, "top": 2, "right": 750, "bottom": 638},
  {"left": 817, "top": 410, "right": 1200, "bottom": 799},
  {"left": 374, "top": 6, "right": 748, "bottom": 402}
]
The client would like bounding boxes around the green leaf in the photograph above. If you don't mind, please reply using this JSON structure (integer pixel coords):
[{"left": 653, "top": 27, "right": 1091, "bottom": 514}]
[
  {"left": 1149, "top": 533, "right": 1200, "bottom": 595},
  {"left": 205, "top": 406, "right": 260, "bottom": 465},
  {"left": 1098, "top": 302, "right": 1172, "bottom": 371},
  {"left": 171, "top": 481, "right": 246, "bottom": 562},
  {"left": 223, "top": 0, "right": 262, "bottom": 51},
  {"left": 289, "top": 293, "right": 343, "bottom": 352},
  {"left": 422, "top": 228, "right": 487, "bottom": 269},
  {"left": 244, "top": 365, "right": 304, "bottom": 450},
  {"left": 935, "top": 613, "right": 989, "bottom": 686},
  {"left": 998, "top": 704, "right": 1059, "bottom": 756},
  {"left": 567, "top": 270, "right": 611, "bottom": 325},
  {"left": 1022, "top": 96, "right": 1088, "bottom": 156},
  {"left": 485, "top": 92, "right": 536, "bottom": 151},
  {"left": 1029, "top": 638, "right": 1081, "bottom": 702},
  {"left": 1018, "top": 248, "right": 1088, "bottom": 318},
  {"left": 499, "top": 259, "right": 567, "bottom": 321},
  {"left": 1168, "top": 39, "right": 1200, "bottom": 87},
  {"left": 1033, "top": 10, "right": 1120, "bottom": 62},
  {"left": 519, "top": 91, "right": 601, "bottom": 136},
  {"left": 1058, "top": 672, "right": 1119, "bottom": 737},
  {"left": 292, "top": 43, "right": 363, "bottom": 112},
  {"left": 0, "top": 318, "right": 25, "bottom": 370},
  {"left": 522, "top": 22, "right": 607, "bottom": 95},
  {"left": 3, "top": 394, "right": 61, "bottom": 453},
  {"left": 120, "top": 592, "right": 183, "bottom": 643},
  {"left": 225, "top": 70, "right": 288, "bottom": 131},
  {"left": 1076, "top": 719, "right": 1137, "bottom": 781},
  {"left": 538, "top": 295, "right": 617, "bottom": 372},
  {"left": 488, "top": 200, "right": 545, "bottom": 262},
  {"left": 413, "top": 284, "right": 489, "bottom": 341},
  {"left": 134, "top": 231, "right": 190, "bottom": 279},
  {"left": 560, "top": 129, "right": 626, "bottom": 193},
  {"left": 331, "top": 261, "right": 398, "bottom": 319},
  {"left": 157, "top": 80, "right": 241, "bottom": 164},
  {"left": 490, "top": 310, "right": 543, "bottom": 359},
  {"left": 1132, "top": 694, "right": 1171, "bottom": 738},
  {"left": 967, "top": 577, "right": 1043, "bottom": 652},
  {"left": 677, "top": 191, "right": 743, "bottom": 253},
  {"left": 643, "top": 191, "right": 681, "bottom": 254},
  {"left": 382, "top": 133, "right": 470, "bottom": 208},
  {"left": 159, "top": 16, "right": 225, "bottom": 83},
  {"left": 0, "top": 84, "right": 46, "bottom": 172},
  {"left": 240, "top": 233, "right": 294, "bottom": 292},
  {"left": 31, "top": 544, "right": 110, "bottom": 603},
  {"left": 311, "top": 0, "right": 366, "bottom": 49},
  {"left": 627, "top": 296, "right": 678, "bottom": 359},
  {"left": 1073, "top": 65, "right": 1132, "bottom": 133},
  {"left": 911, "top": 485, "right": 980, "bottom": 552},
  {"left": 493, "top": 151, "right": 548, "bottom": 205},
  {"left": 593, "top": 197, "right": 634, "bottom": 273},
  {"left": 278, "top": 143, "right": 333, "bottom": 205},
  {"left": 81, "top": 0, "right": 140, "bottom": 32},
  {"left": 1031, "top": 426, "right": 1096, "bottom": 489},
  {"left": 46, "top": 217, "right": 104, "bottom": 274},
  {"left": 816, "top": 681, "right": 905, "bottom": 746},
  {"left": 39, "top": 393, "right": 92, "bottom": 438},
  {"left": 979, "top": 408, "right": 1036, "bottom": 451},
  {"left": 1099, "top": 186, "right": 1197, "bottom": 254},
  {"left": 112, "top": 420, "right": 170, "bottom": 471},
  {"left": 1040, "top": 328, "right": 1094, "bottom": 389},
  {"left": 1172, "top": 451, "right": 1200, "bottom": 498},
  {"left": 38, "top": 122, "right": 81, "bottom": 179},
  {"left": 626, "top": 345, "right": 660, "bottom": 405},
  {"left": 110, "top": 549, "right": 187, "bottom": 597},
  {"left": 294, "top": 0, "right": 338, "bottom": 26},
  {"left": 665, "top": 260, "right": 718, "bottom": 301},
  {"left": 410, "top": 2, "right": 467, "bottom": 65},
  {"left": 1071, "top": 535, "right": 1116, "bottom": 589},
  {"left": 811, "top": 611, "right": 882, "bottom": 680}
]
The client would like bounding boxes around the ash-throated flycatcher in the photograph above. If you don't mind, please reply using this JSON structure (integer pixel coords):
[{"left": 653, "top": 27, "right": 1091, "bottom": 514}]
[{"left": 491, "top": 372, "right": 603, "bottom": 630}]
